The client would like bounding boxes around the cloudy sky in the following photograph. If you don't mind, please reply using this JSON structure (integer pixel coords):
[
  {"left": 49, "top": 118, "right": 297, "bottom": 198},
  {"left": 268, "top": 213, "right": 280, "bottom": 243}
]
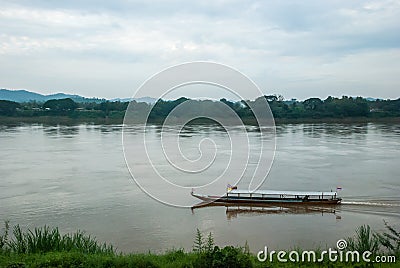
[{"left": 0, "top": 0, "right": 399, "bottom": 100}]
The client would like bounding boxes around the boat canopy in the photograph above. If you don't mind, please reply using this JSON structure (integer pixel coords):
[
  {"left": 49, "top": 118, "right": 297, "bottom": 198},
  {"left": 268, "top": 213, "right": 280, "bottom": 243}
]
[{"left": 228, "top": 189, "right": 337, "bottom": 196}]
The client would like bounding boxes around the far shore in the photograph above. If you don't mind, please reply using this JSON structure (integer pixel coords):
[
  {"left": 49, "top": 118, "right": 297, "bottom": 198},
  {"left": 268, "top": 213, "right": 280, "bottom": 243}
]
[{"left": 1, "top": 115, "right": 400, "bottom": 126}]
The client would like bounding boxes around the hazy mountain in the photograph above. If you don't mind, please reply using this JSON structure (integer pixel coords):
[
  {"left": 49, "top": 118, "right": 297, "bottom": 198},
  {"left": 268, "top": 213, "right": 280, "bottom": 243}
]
[
  {"left": 0, "top": 89, "right": 156, "bottom": 103},
  {"left": 0, "top": 89, "right": 46, "bottom": 102},
  {"left": 0, "top": 89, "right": 104, "bottom": 103}
]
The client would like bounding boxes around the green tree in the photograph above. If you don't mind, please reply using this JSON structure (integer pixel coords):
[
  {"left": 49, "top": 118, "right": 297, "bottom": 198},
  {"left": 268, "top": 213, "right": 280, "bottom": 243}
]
[
  {"left": 0, "top": 100, "right": 20, "bottom": 116},
  {"left": 43, "top": 98, "right": 78, "bottom": 112},
  {"left": 303, "top": 98, "right": 323, "bottom": 111},
  {"left": 263, "top": 95, "right": 278, "bottom": 103}
]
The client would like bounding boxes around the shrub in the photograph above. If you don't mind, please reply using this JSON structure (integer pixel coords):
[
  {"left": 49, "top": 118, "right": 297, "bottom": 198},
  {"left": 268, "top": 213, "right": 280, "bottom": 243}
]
[
  {"left": 346, "top": 225, "right": 379, "bottom": 255},
  {"left": 376, "top": 220, "right": 400, "bottom": 256},
  {"left": 194, "top": 246, "right": 252, "bottom": 268}
]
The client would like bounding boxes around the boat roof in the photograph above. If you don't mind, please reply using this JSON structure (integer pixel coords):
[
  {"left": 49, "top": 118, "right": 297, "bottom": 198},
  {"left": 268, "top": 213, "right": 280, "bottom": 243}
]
[{"left": 228, "top": 189, "right": 337, "bottom": 196}]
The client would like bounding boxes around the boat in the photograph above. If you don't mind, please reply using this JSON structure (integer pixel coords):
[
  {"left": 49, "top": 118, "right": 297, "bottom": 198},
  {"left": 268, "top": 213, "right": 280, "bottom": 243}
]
[{"left": 191, "top": 189, "right": 342, "bottom": 205}]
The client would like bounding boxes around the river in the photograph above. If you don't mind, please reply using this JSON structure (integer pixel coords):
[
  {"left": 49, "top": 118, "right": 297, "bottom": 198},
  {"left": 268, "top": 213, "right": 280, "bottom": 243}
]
[{"left": 0, "top": 123, "right": 399, "bottom": 253}]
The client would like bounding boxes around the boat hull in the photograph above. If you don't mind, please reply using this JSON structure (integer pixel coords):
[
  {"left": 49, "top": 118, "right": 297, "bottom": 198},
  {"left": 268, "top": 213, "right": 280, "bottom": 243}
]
[{"left": 191, "top": 193, "right": 342, "bottom": 205}]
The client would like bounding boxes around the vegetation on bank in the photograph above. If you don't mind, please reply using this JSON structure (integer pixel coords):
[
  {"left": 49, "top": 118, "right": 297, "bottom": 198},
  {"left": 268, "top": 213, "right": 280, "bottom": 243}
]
[
  {"left": 0, "top": 95, "right": 399, "bottom": 124},
  {"left": 0, "top": 221, "right": 398, "bottom": 267}
]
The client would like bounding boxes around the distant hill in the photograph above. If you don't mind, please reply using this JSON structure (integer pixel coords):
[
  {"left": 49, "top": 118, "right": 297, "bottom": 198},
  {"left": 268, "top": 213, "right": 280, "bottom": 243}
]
[
  {"left": 0, "top": 89, "right": 156, "bottom": 104},
  {"left": 0, "top": 89, "right": 105, "bottom": 103},
  {"left": 0, "top": 89, "right": 46, "bottom": 103}
]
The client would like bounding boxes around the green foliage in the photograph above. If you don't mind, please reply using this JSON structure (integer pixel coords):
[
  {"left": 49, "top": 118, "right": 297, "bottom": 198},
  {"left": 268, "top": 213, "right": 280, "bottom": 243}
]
[
  {"left": 0, "top": 220, "right": 10, "bottom": 253},
  {"left": 193, "top": 228, "right": 204, "bottom": 253},
  {"left": 43, "top": 98, "right": 78, "bottom": 112},
  {"left": 205, "top": 232, "right": 215, "bottom": 252},
  {"left": 376, "top": 220, "right": 400, "bottom": 256},
  {"left": 194, "top": 246, "right": 252, "bottom": 268},
  {"left": 0, "top": 100, "right": 20, "bottom": 116},
  {"left": 193, "top": 229, "right": 216, "bottom": 254},
  {"left": 346, "top": 225, "right": 379, "bottom": 255},
  {"left": 370, "top": 98, "right": 400, "bottom": 117},
  {"left": 148, "top": 98, "right": 189, "bottom": 123},
  {"left": 5, "top": 224, "right": 114, "bottom": 254},
  {"left": 1, "top": 95, "right": 400, "bottom": 123},
  {"left": 97, "top": 101, "right": 129, "bottom": 116},
  {"left": 303, "top": 97, "right": 324, "bottom": 111},
  {"left": 130, "top": 95, "right": 399, "bottom": 123},
  {"left": 163, "top": 248, "right": 186, "bottom": 262},
  {"left": 243, "top": 241, "right": 250, "bottom": 255},
  {"left": 192, "top": 230, "right": 251, "bottom": 268},
  {"left": 1, "top": 222, "right": 400, "bottom": 267}
]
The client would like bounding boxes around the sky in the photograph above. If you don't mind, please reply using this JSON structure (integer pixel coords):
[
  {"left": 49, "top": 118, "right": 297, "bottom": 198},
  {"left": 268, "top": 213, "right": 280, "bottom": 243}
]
[{"left": 0, "top": 0, "right": 399, "bottom": 100}]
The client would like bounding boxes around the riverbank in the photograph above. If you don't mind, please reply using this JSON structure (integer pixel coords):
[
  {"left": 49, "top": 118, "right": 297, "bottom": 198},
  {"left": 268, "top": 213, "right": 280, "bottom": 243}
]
[
  {"left": 1, "top": 115, "right": 400, "bottom": 125},
  {"left": 0, "top": 115, "right": 123, "bottom": 125},
  {"left": 0, "top": 223, "right": 398, "bottom": 267},
  {"left": 274, "top": 116, "right": 400, "bottom": 124},
  {"left": 2, "top": 250, "right": 398, "bottom": 267}
]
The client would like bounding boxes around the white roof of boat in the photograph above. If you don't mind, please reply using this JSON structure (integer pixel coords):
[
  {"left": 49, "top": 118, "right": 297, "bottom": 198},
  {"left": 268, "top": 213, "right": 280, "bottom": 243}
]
[{"left": 228, "top": 189, "right": 337, "bottom": 196}]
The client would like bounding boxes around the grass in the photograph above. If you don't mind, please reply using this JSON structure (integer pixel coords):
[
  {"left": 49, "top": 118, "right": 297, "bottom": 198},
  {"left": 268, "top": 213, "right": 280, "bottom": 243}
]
[
  {"left": 376, "top": 220, "right": 400, "bottom": 257},
  {"left": 1, "top": 223, "right": 114, "bottom": 255},
  {"left": 346, "top": 225, "right": 380, "bottom": 255},
  {"left": 0, "top": 222, "right": 398, "bottom": 267}
]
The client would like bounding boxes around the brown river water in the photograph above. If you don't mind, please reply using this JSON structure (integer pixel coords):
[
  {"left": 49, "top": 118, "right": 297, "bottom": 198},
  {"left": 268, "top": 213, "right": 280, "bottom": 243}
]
[{"left": 1, "top": 123, "right": 399, "bottom": 253}]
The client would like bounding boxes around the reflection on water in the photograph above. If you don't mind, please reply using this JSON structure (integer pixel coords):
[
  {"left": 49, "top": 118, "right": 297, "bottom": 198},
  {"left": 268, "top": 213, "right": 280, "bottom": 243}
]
[
  {"left": 192, "top": 202, "right": 339, "bottom": 220},
  {"left": 192, "top": 198, "right": 400, "bottom": 222},
  {"left": 43, "top": 125, "right": 79, "bottom": 138},
  {"left": 276, "top": 123, "right": 370, "bottom": 138},
  {"left": 0, "top": 123, "right": 399, "bottom": 253},
  {"left": 322, "top": 123, "right": 368, "bottom": 137},
  {"left": 0, "top": 125, "right": 20, "bottom": 134},
  {"left": 98, "top": 125, "right": 123, "bottom": 133}
]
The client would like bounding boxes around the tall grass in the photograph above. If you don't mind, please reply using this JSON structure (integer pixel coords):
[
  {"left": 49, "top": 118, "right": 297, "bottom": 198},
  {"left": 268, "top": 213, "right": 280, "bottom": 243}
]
[
  {"left": 346, "top": 221, "right": 400, "bottom": 258},
  {"left": 376, "top": 220, "right": 400, "bottom": 256},
  {"left": 192, "top": 228, "right": 216, "bottom": 253},
  {"left": 0, "top": 220, "right": 9, "bottom": 253},
  {"left": 193, "top": 228, "right": 204, "bottom": 253},
  {"left": 346, "top": 224, "right": 380, "bottom": 254},
  {"left": 1, "top": 222, "right": 114, "bottom": 254}
]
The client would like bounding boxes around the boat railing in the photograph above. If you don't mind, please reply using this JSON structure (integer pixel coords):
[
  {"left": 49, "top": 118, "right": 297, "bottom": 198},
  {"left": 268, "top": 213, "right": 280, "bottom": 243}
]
[{"left": 226, "top": 191, "right": 339, "bottom": 200}]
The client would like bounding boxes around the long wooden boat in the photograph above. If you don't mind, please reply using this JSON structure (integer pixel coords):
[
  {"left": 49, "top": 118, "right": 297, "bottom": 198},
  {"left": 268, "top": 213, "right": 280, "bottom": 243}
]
[{"left": 191, "top": 189, "right": 342, "bottom": 205}]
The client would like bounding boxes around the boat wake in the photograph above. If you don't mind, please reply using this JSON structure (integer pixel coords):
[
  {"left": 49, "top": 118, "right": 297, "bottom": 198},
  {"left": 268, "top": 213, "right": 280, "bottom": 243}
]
[{"left": 341, "top": 201, "right": 400, "bottom": 207}]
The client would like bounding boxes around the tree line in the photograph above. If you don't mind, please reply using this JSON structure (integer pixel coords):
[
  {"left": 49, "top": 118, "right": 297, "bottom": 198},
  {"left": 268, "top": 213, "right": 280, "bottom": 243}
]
[
  {"left": 0, "top": 95, "right": 399, "bottom": 121},
  {"left": 0, "top": 98, "right": 129, "bottom": 119},
  {"left": 148, "top": 95, "right": 400, "bottom": 121}
]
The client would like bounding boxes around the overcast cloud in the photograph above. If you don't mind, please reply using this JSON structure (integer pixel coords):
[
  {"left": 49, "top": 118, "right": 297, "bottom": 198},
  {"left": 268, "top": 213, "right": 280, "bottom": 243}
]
[{"left": 0, "top": 0, "right": 399, "bottom": 100}]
